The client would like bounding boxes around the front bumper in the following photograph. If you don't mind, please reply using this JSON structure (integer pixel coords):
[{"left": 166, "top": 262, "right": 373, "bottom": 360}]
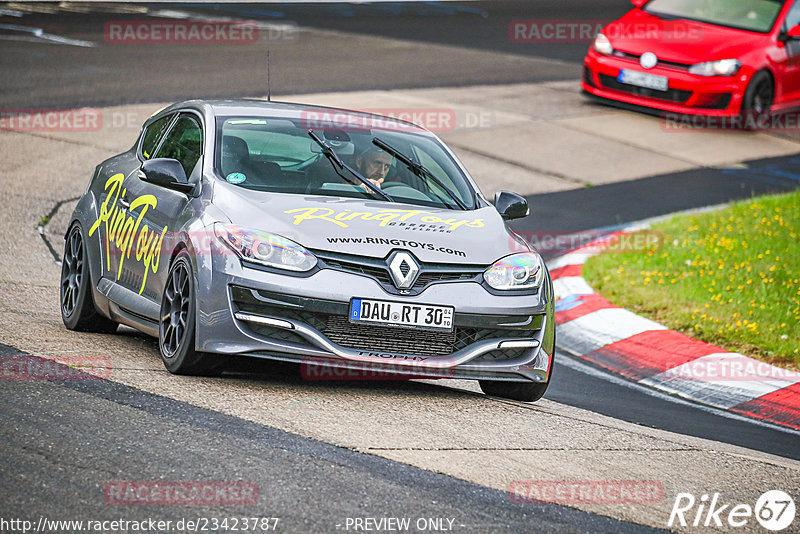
[
  {"left": 582, "top": 49, "right": 748, "bottom": 117},
  {"left": 194, "top": 246, "right": 555, "bottom": 383}
]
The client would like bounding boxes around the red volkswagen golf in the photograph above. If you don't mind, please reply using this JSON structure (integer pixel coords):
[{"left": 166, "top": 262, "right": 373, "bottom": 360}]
[{"left": 582, "top": 0, "right": 800, "bottom": 117}]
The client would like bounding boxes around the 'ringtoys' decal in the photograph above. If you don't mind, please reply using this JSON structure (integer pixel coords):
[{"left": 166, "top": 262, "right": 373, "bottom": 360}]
[
  {"left": 283, "top": 207, "right": 484, "bottom": 232},
  {"left": 89, "top": 173, "right": 167, "bottom": 294}
]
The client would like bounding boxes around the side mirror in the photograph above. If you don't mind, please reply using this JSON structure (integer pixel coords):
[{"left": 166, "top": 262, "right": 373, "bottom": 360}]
[
  {"left": 494, "top": 191, "right": 529, "bottom": 220},
  {"left": 139, "top": 158, "right": 194, "bottom": 194},
  {"left": 631, "top": 0, "right": 648, "bottom": 7},
  {"left": 787, "top": 24, "right": 800, "bottom": 39}
]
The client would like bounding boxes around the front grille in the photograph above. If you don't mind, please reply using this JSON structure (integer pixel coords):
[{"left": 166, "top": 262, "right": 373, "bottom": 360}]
[
  {"left": 599, "top": 74, "right": 692, "bottom": 103},
  {"left": 316, "top": 251, "right": 483, "bottom": 294},
  {"left": 472, "top": 348, "right": 528, "bottom": 362},
  {"left": 324, "top": 315, "right": 457, "bottom": 356},
  {"left": 246, "top": 324, "right": 309, "bottom": 346},
  {"left": 612, "top": 50, "right": 691, "bottom": 71},
  {"left": 583, "top": 66, "right": 596, "bottom": 87},
  {"left": 231, "top": 286, "right": 538, "bottom": 361},
  {"left": 415, "top": 271, "right": 478, "bottom": 286},
  {"left": 701, "top": 93, "right": 732, "bottom": 110},
  {"left": 320, "top": 258, "right": 392, "bottom": 285}
]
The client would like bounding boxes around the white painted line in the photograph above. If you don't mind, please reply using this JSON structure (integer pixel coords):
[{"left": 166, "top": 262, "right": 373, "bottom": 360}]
[
  {"left": 548, "top": 251, "right": 596, "bottom": 270},
  {"left": 0, "top": 24, "right": 95, "bottom": 47},
  {"left": 552, "top": 276, "right": 593, "bottom": 300},
  {"left": 558, "top": 308, "right": 666, "bottom": 355},
  {"left": 557, "top": 350, "right": 800, "bottom": 436},
  {"left": 147, "top": 9, "right": 298, "bottom": 32}
]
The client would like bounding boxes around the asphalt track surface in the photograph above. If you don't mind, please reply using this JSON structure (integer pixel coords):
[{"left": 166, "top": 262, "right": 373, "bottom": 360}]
[
  {"left": 0, "top": 1, "right": 628, "bottom": 108},
  {"left": 1, "top": 345, "right": 664, "bottom": 534},
  {"left": 2, "top": 2, "right": 800, "bottom": 532}
]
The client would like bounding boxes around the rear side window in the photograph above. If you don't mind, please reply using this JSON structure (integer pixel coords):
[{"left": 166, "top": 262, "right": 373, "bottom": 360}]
[
  {"left": 140, "top": 114, "right": 174, "bottom": 159},
  {"left": 154, "top": 114, "right": 203, "bottom": 178}
]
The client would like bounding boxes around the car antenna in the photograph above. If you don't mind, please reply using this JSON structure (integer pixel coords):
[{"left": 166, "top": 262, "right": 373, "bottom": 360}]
[{"left": 266, "top": 50, "right": 271, "bottom": 102}]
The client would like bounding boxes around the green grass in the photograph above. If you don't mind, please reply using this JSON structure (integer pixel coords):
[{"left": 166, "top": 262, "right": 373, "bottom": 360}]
[{"left": 583, "top": 191, "right": 800, "bottom": 370}]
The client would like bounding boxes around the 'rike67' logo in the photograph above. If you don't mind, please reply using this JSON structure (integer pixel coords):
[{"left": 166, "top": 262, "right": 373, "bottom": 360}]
[{"left": 89, "top": 173, "right": 167, "bottom": 294}]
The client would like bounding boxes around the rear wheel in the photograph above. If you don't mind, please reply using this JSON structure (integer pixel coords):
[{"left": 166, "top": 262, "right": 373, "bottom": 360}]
[
  {"left": 60, "top": 225, "right": 118, "bottom": 333},
  {"left": 741, "top": 71, "right": 774, "bottom": 128},
  {"left": 159, "top": 251, "right": 224, "bottom": 376}
]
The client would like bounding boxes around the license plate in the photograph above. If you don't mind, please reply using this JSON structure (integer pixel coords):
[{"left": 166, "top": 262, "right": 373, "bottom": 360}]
[
  {"left": 349, "top": 298, "right": 454, "bottom": 332},
  {"left": 618, "top": 69, "right": 668, "bottom": 91}
]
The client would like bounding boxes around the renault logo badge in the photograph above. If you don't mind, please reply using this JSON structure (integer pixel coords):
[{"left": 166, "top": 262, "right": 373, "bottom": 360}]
[{"left": 387, "top": 251, "right": 420, "bottom": 290}]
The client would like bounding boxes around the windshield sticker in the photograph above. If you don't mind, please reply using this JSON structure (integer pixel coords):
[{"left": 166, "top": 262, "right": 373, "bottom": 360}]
[
  {"left": 88, "top": 173, "right": 168, "bottom": 295},
  {"left": 226, "top": 119, "right": 267, "bottom": 125},
  {"left": 284, "top": 207, "right": 484, "bottom": 232},
  {"left": 226, "top": 172, "right": 246, "bottom": 184}
]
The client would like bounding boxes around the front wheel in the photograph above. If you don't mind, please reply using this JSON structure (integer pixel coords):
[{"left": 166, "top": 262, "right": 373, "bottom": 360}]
[
  {"left": 480, "top": 348, "right": 554, "bottom": 402},
  {"left": 479, "top": 379, "right": 550, "bottom": 402},
  {"left": 741, "top": 70, "right": 774, "bottom": 128},
  {"left": 60, "top": 224, "right": 118, "bottom": 333},
  {"left": 159, "top": 251, "right": 224, "bottom": 376}
]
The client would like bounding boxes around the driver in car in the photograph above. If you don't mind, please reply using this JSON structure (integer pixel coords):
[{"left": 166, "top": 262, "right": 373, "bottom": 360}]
[{"left": 355, "top": 147, "right": 393, "bottom": 188}]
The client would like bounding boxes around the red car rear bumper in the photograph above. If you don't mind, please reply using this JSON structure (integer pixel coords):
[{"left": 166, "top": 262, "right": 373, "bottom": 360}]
[{"left": 582, "top": 49, "right": 749, "bottom": 117}]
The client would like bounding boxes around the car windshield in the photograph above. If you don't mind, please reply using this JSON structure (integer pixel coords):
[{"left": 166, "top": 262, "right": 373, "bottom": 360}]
[
  {"left": 215, "top": 115, "right": 476, "bottom": 210},
  {"left": 644, "top": 0, "right": 784, "bottom": 33}
]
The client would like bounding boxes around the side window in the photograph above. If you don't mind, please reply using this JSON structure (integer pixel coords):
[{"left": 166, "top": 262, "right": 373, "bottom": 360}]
[
  {"left": 785, "top": 0, "right": 800, "bottom": 30},
  {"left": 140, "top": 114, "right": 174, "bottom": 160},
  {"left": 154, "top": 114, "right": 203, "bottom": 178}
]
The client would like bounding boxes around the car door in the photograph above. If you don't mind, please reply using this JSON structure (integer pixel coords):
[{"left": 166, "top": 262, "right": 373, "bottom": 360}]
[
  {"left": 92, "top": 112, "right": 174, "bottom": 296},
  {"left": 121, "top": 112, "right": 205, "bottom": 303},
  {"left": 778, "top": 0, "right": 800, "bottom": 106}
]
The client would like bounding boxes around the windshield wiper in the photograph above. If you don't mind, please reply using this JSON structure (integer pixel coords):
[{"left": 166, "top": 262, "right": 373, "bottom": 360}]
[
  {"left": 372, "top": 137, "right": 467, "bottom": 210},
  {"left": 307, "top": 130, "right": 394, "bottom": 203}
]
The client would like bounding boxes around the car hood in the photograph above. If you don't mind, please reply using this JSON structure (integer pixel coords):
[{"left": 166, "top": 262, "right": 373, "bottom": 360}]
[
  {"left": 605, "top": 10, "right": 765, "bottom": 62},
  {"left": 212, "top": 183, "right": 530, "bottom": 265}
]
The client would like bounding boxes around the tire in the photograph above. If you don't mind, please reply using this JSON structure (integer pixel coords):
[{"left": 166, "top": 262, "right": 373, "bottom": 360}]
[
  {"left": 159, "top": 251, "right": 224, "bottom": 376},
  {"left": 479, "top": 379, "right": 550, "bottom": 402},
  {"left": 479, "top": 347, "right": 555, "bottom": 402},
  {"left": 60, "top": 224, "right": 118, "bottom": 333},
  {"left": 741, "top": 70, "right": 774, "bottom": 128}
]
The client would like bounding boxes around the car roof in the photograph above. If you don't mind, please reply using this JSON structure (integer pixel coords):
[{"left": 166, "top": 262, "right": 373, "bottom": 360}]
[{"left": 159, "top": 99, "right": 432, "bottom": 135}]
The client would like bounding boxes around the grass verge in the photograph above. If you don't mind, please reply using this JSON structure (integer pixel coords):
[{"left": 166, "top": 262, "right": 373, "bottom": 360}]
[{"left": 582, "top": 191, "right": 799, "bottom": 370}]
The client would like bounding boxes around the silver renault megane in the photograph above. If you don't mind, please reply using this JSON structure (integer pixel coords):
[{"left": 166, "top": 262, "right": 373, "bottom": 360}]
[{"left": 60, "top": 100, "right": 555, "bottom": 401}]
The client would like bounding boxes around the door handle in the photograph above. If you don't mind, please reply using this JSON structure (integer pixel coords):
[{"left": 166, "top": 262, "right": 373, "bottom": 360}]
[{"left": 119, "top": 197, "right": 131, "bottom": 210}]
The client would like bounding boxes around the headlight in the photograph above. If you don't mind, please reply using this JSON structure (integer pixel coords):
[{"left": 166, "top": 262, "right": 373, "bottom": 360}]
[
  {"left": 214, "top": 223, "right": 317, "bottom": 272},
  {"left": 484, "top": 253, "right": 545, "bottom": 291},
  {"left": 593, "top": 33, "right": 614, "bottom": 55},
  {"left": 688, "top": 59, "right": 740, "bottom": 77}
]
